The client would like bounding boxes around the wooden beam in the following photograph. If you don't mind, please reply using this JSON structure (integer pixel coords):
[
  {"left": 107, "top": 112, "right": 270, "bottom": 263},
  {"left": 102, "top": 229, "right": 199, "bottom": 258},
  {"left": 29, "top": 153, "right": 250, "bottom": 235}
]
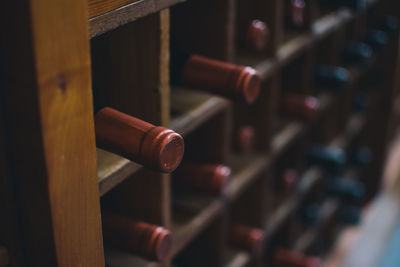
[{"left": 0, "top": 0, "right": 104, "bottom": 266}]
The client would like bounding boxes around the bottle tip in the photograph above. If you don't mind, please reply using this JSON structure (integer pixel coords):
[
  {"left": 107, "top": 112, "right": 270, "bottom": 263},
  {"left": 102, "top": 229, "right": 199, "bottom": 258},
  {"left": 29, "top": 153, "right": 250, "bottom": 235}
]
[
  {"left": 212, "top": 165, "right": 231, "bottom": 194},
  {"left": 239, "top": 67, "right": 261, "bottom": 104},
  {"left": 152, "top": 227, "right": 173, "bottom": 261},
  {"left": 246, "top": 20, "right": 269, "bottom": 52},
  {"left": 237, "top": 125, "right": 255, "bottom": 153},
  {"left": 304, "top": 96, "right": 321, "bottom": 121},
  {"left": 158, "top": 131, "right": 185, "bottom": 173}
]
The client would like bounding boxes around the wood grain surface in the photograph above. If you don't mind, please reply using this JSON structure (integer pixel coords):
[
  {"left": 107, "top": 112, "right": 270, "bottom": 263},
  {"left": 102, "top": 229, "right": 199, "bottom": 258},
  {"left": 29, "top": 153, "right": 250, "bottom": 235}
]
[{"left": 0, "top": 0, "right": 104, "bottom": 265}]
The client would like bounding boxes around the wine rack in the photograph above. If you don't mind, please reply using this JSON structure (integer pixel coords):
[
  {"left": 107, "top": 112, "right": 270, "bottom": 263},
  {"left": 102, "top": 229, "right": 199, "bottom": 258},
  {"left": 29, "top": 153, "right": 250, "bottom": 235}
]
[{"left": 1, "top": 0, "right": 399, "bottom": 266}]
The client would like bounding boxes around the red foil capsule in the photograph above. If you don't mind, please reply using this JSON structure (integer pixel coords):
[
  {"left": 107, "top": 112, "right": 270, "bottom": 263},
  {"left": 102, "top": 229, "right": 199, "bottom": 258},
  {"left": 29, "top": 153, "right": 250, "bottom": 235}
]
[
  {"left": 281, "top": 93, "right": 320, "bottom": 122},
  {"left": 282, "top": 169, "right": 298, "bottom": 194},
  {"left": 230, "top": 224, "right": 265, "bottom": 254},
  {"left": 182, "top": 55, "right": 261, "bottom": 104},
  {"left": 95, "top": 107, "right": 184, "bottom": 173},
  {"left": 246, "top": 20, "right": 270, "bottom": 52},
  {"left": 173, "top": 163, "right": 231, "bottom": 195},
  {"left": 236, "top": 125, "right": 256, "bottom": 154},
  {"left": 102, "top": 212, "right": 172, "bottom": 262},
  {"left": 274, "top": 249, "right": 321, "bottom": 267},
  {"left": 288, "top": 0, "right": 306, "bottom": 28}
]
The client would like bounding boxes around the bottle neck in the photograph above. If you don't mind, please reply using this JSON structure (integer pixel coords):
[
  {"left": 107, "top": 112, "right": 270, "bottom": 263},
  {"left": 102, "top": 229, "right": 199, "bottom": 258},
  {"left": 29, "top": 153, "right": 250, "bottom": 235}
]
[{"left": 314, "top": 65, "right": 349, "bottom": 91}]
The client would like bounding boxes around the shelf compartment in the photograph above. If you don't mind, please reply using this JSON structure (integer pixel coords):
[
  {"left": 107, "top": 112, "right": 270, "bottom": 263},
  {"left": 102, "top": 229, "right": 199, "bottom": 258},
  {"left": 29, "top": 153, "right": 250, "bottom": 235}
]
[
  {"left": 293, "top": 199, "right": 340, "bottom": 253},
  {"left": 171, "top": 195, "right": 223, "bottom": 257},
  {"left": 264, "top": 168, "right": 324, "bottom": 238},
  {"left": 170, "top": 88, "right": 231, "bottom": 136},
  {"left": 330, "top": 113, "right": 367, "bottom": 148},
  {"left": 270, "top": 93, "right": 335, "bottom": 159},
  {"left": 89, "top": 0, "right": 184, "bottom": 38},
  {"left": 264, "top": 111, "right": 367, "bottom": 238},
  {"left": 225, "top": 154, "right": 270, "bottom": 202}
]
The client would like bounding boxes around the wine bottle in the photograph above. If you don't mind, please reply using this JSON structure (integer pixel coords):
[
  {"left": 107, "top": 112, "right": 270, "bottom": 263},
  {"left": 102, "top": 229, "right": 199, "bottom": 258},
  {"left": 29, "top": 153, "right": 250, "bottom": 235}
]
[
  {"left": 173, "top": 162, "right": 231, "bottom": 195},
  {"left": 341, "top": 42, "right": 373, "bottom": 65},
  {"left": 299, "top": 203, "right": 320, "bottom": 225},
  {"left": 236, "top": 125, "right": 256, "bottom": 154},
  {"left": 314, "top": 65, "right": 350, "bottom": 92},
  {"left": 287, "top": 0, "right": 306, "bottom": 29},
  {"left": 170, "top": 47, "right": 261, "bottom": 104},
  {"left": 377, "top": 16, "right": 399, "bottom": 33},
  {"left": 348, "top": 147, "right": 372, "bottom": 167},
  {"left": 353, "top": 92, "right": 370, "bottom": 112},
  {"left": 230, "top": 224, "right": 265, "bottom": 253},
  {"left": 318, "top": 0, "right": 366, "bottom": 11},
  {"left": 306, "top": 145, "right": 347, "bottom": 173},
  {"left": 281, "top": 169, "right": 299, "bottom": 196},
  {"left": 95, "top": 107, "right": 184, "bottom": 173},
  {"left": 363, "top": 30, "right": 389, "bottom": 52},
  {"left": 102, "top": 212, "right": 172, "bottom": 261},
  {"left": 241, "top": 20, "right": 270, "bottom": 52},
  {"left": 281, "top": 93, "right": 320, "bottom": 122},
  {"left": 274, "top": 248, "right": 321, "bottom": 267},
  {"left": 326, "top": 178, "right": 365, "bottom": 202}
]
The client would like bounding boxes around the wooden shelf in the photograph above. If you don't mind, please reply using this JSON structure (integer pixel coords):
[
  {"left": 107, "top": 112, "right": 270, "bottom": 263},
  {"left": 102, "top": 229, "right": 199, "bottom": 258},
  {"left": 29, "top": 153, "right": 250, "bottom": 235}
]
[
  {"left": 0, "top": 246, "right": 8, "bottom": 267},
  {"left": 293, "top": 199, "right": 340, "bottom": 253},
  {"left": 97, "top": 149, "right": 143, "bottom": 196},
  {"left": 312, "top": 10, "right": 353, "bottom": 39},
  {"left": 225, "top": 154, "right": 270, "bottom": 202},
  {"left": 170, "top": 88, "right": 231, "bottom": 136},
  {"left": 264, "top": 168, "right": 324, "bottom": 238},
  {"left": 225, "top": 249, "right": 251, "bottom": 267},
  {"left": 171, "top": 195, "right": 223, "bottom": 257},
  {"left": 330, "top": 113, "right": 367, "bottom": 148},
  {"left": 271, "top": 121, "right": 305, "bottom": 157},
  {"left": 89, "top": 0, "right": 184, "bottom": 38},
  {"left": 104, "top": 247, "right": 158, "bottom": 267}
]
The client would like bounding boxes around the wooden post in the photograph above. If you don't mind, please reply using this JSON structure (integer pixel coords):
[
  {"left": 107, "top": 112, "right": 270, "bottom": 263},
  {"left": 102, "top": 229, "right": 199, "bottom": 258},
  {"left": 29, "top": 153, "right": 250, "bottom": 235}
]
[{"left": 0, "top": 0, "right": 104, "bottom": 266}]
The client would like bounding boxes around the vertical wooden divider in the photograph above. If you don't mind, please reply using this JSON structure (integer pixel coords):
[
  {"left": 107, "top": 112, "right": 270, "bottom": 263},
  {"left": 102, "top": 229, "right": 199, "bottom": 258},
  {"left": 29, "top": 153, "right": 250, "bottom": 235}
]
[
  {"left": 306, "top": 0, "right": 320, "bottom": 26},
  {"left": 299, "top": 50, "right": 315, "bottom": 94},
  {"left": 0, "top": 0, "right": 104, "bottom": 266},
  {"left": 346, "top": 9, "right": 367, "bottom": 42},
  {"left": 274, "top": 0, "right": 285, "bottom": 46},
  {"left": 268, "top": 75, "right": 282, "bottom": 145}
]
